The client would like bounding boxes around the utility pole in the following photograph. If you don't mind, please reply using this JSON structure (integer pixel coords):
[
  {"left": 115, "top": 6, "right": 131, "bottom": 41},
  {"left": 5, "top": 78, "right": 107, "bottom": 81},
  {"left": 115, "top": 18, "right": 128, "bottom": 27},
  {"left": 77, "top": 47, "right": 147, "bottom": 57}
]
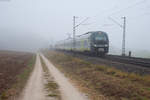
[
  {"left": 72, "top": 16, "right": 89, "bottom": 50},
  {"left": 108, "top": 16, "right": 126, "bottom": 56},
  {"left": 122, "top": 17, "right": 126, "bottom": 56},
  {"left": 73, "top": 16, "right": 76, "bottom": 50}
]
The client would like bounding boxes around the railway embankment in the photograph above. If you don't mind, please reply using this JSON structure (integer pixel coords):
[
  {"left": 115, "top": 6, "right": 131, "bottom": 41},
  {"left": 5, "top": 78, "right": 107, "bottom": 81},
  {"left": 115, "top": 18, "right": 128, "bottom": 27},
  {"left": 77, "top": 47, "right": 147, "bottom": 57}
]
[
  {"left": 43, "top": 50, "right": 150, "bottom": 100},
  {"left": 62, "top": 50, "right": 150, "bottom": 75}
]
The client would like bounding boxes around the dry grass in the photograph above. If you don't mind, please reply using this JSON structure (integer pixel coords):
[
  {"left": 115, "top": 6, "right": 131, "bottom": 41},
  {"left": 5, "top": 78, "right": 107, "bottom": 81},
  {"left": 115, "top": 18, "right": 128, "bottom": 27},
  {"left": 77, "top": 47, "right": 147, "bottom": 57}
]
[
  {"left": 42, "top": 50, "right": 150, "bottom": 100},
  {"left": 0, "top": 51, "right": 35, "bottom": 100}
]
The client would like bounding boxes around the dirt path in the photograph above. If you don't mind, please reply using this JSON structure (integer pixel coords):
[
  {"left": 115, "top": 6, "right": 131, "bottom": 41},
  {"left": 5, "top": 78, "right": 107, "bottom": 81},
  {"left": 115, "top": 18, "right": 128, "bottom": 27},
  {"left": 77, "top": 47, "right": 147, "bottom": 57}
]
[
  {"left": 19, "top": 54, "right": 46, "bottom": 100},
  {"left": 40, "top": 54, "right": 89, "bottom": 100},
  {"left": 19, "top": 54, "right": 89, "bottom": 100}
]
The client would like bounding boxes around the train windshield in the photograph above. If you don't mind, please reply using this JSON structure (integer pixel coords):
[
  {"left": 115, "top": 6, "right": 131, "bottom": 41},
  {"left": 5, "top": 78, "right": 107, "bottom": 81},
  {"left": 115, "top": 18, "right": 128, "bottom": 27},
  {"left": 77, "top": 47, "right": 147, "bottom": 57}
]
[{"left": 95, "top": 33, "right": 107, "bottom": 41}]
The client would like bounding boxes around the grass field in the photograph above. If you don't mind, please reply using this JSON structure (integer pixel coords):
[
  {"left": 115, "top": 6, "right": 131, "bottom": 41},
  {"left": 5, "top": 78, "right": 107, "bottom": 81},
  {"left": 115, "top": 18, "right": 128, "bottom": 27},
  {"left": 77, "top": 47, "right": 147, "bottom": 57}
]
[
  {"left": 43, "top": 50, "right": 150, "bottom": 100},
  {"left": 0, "top": 50, "right": 35, "bottom": 100}
]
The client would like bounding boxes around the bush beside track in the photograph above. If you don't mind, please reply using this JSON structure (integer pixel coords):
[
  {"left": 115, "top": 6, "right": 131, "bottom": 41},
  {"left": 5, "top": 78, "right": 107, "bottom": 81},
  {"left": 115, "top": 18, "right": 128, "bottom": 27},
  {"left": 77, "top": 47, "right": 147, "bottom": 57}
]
[{"left": 43, "top": 50, "right": 150, "bottom": 100}]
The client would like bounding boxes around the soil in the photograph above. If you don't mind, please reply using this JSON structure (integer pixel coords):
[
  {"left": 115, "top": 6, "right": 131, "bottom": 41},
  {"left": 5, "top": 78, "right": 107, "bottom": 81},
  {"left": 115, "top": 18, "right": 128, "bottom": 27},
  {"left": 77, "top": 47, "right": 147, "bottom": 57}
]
[{"left": 0, "top": 50, "right": 33, "bottom": 99}]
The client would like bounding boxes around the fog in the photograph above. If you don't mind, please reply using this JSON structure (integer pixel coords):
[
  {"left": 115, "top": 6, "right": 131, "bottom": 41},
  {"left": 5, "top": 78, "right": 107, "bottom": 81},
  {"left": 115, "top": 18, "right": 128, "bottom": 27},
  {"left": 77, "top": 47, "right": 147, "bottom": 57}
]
[{"left": 0, "top": 0, "right": 150, "bottom": 56}]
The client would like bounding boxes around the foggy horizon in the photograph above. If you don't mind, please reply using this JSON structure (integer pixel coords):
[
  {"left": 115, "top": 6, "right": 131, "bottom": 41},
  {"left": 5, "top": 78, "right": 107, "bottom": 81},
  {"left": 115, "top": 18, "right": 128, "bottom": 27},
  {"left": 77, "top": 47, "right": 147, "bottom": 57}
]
[{"left": 0, "top": 0, "right": 150, "bottom": 54}]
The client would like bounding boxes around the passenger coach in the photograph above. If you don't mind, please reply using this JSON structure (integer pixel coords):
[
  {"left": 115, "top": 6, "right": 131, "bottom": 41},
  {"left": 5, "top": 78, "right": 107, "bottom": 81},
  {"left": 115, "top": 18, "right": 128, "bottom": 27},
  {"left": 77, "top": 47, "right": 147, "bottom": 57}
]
[{"left": 55, "top": 31, "right": 109, "bottom": 55}]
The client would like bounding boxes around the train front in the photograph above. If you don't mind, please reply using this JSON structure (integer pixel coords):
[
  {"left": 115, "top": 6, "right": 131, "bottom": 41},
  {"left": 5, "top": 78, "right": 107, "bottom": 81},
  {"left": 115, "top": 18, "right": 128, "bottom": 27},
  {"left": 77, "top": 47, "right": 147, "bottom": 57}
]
[{"left": 91, "top": 31, "right": 109, "bottom": 55}]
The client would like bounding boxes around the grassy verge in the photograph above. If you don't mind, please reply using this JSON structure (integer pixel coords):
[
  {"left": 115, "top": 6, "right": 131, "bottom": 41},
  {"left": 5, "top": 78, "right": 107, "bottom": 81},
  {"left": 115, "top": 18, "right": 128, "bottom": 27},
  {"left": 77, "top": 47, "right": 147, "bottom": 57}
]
[
  {"left": 40, "top": 56, "right": 61, "bottom": 100},
  {"left": 0, "top": 55, "right": 36, "bottom": 100},
  {"left": 42, "top": 50, "right": 150, "bottom": 100}
]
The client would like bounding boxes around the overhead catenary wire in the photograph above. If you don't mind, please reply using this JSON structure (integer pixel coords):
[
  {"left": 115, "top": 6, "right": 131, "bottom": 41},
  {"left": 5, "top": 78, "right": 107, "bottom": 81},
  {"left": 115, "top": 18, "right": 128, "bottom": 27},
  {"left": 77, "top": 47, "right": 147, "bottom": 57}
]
[
  {"left": 86, "top": 0, "right": 148, "bottom": 27},
  {"left": 73, "top": 0, "right": 148, "bottom": 31},
  {"left": 110, "top": 0, "right": 147, "bottom": 16},
  {"left": 74, "top": 17, "right": 90, "bottom": 28},
  {"left": 108, "top": 16, "right": 123, "bottom": 28},
  {"left": 72, "top": 0, "right": 149, "bottom": 35}
]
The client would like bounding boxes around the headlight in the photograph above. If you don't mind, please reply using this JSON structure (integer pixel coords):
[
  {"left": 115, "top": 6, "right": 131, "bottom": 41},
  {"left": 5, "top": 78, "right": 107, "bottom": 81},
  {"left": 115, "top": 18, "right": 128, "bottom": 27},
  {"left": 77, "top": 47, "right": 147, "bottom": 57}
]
[
  {"left": 94, "top": 44, "right": 97, "bottom": 47},
  {"left": 105, "top": 44, "right": 108, "bottom": 47}
]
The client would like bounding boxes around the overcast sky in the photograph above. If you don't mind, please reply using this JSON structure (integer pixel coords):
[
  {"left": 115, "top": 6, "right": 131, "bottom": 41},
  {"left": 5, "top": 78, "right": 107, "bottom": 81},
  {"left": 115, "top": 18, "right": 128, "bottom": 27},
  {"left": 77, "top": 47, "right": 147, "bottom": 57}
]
[{"left": 0, "top": 0, "right": 150, "bottom": 53}]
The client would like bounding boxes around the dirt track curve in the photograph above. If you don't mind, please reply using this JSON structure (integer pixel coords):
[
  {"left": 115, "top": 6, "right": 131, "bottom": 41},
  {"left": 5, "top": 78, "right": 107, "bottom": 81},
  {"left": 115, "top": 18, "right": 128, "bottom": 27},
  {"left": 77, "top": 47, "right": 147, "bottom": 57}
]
[{"left": 18, "top": 54, "right": 89, "bottom": 100}]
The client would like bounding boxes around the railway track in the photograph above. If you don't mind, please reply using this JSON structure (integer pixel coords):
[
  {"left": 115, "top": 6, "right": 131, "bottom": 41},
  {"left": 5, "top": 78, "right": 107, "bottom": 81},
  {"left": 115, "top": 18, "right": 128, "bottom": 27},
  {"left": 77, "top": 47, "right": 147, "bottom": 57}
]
[
  {"left": 59, "top": 50, "right": 150, "bottom": 68},
  {"left": 106, "top": 55, "right": 150, "bottom": 68},
  {"left": 55, "top": 50, "right": 150, "bottom": 75}
]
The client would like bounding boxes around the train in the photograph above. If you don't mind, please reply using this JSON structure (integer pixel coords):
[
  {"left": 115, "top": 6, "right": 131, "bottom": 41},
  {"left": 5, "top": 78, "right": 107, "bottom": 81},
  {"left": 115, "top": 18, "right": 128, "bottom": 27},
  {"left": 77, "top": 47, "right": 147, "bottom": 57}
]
[{"left": 55, "top": 31, "right": 109, "bottom": 56}]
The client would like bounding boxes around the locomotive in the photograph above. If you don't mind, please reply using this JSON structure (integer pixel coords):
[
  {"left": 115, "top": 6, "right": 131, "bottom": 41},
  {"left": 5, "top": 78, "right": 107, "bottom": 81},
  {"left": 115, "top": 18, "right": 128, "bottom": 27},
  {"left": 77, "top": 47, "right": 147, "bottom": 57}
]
[{"left": 55, "top": 31, "right": 109, "bottom": 55}]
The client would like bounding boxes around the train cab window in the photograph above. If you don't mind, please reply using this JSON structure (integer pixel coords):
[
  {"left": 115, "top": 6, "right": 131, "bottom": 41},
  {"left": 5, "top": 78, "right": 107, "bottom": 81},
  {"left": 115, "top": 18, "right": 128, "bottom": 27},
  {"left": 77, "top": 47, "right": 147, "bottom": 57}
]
[
  {"left": 95, "top": 36, "right": 106, "bottom": 41},
  {"left": 95, "top": 34, "right": 107, "bottom": 41}
]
